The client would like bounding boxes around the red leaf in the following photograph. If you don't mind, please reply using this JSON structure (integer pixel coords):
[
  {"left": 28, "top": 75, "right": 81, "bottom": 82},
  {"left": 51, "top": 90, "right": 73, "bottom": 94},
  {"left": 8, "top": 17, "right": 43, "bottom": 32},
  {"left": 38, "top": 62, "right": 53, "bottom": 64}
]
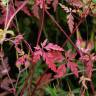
[
  {"left": 65, "top": 50, "right": 76, "bottom": 60},
  {"left": 54, "top": 64, "right": 66, "bottom": 78},
  {"left": 81, "top": 7, "right": 90, "bottom": 18},
  {"left": 67, "top": 13, "right": 74, "bottom": 33},
  {"left": 86, "top": 61, "right": 93, "bottom": 78},
  {"left": 15, "top": 0, "right": 31, "bottom": 16},
  {"left": 35, "top": 0, "right": 44, "bottom": 9},
  {"left": 0, "top": 57, "right": 10, "bottom": 76},
  {"left": 14, "top": 35, "right": 23, "bottom": 45},
  {"left": 33, "top": 40, "right": 64, "bottom": 71},
  {"left": 43, "top": 52, "right": 57, "bottom": 72},
  {"left": 0, "top": 77, "right": 16, "bottom": 92},
  {"left": 44, "top": 51, "right": 64, "bottom": 62},
  {"left": 16, "top": 54, "right": 30, "bottom": 68},
  {"left": 67, "top": 61, "right": 78, "bottom": 77},
  {"left": 7, "top": 2, "right": 15, "bottom": 23},
  {"left": 36, "top": 73, "right": 51, "bottom": 88},
  {"left": 43, "top": 51, "right": 64, "bottom": 72},
  {"left": 41, "top": 39, "right": 47, "bottom": 47},
  {"left": 33, "top": 4, "right": 39, "bottom": 18},
  {"left": 44, "top": 43, "right": 64, "bottom": 51},
  {"left": 32, "top": 50, "right": 42, "bottom": 63},
  {"left": 79, "top": 53, "right": 96, "bottom": 78},
  {"left": 66, "top": 0, "right": 83, "bottom": 8},
  {"left": 52, "top": 0, "right": 59, "bottom": 12},
  {"left": 59, "top": 3, "right": 70, "bottom": 13}
]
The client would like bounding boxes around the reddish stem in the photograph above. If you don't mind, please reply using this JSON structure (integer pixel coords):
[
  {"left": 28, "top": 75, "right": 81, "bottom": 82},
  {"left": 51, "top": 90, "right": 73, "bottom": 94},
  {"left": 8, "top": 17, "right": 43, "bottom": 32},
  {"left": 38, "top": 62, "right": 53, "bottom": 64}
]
[
  {"left": 90, "top": 81, "right": 95, "bottom": 95},
  {"left": 19, "top": 40, "right": 33, "bottom": 96},
  {"left": 36, "top": 0, "right": 45, "bottom": 46},
  {"left": 20, "top": 64, "right": 35, "bottom": 96},
  {"left": 31, "top": 68, "right": 48, "bottom": 96},
  {"left": 23, "top": 39, "right": 33, "bottom": 57},
  {"left": 5, "top": 0, "right": 28, "bottom": 30},
  {"left": 62, "top": 18, "right": 84, "bottom": 47},
  {"left": 45, "top": 9, "right": 80, "bottom": 55}
]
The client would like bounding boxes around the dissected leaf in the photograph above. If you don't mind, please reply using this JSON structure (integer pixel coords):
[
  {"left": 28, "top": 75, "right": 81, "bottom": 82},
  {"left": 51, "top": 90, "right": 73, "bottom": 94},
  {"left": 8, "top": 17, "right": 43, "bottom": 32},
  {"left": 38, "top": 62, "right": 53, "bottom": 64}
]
[
  {"left": 0, "top": 57, "right": 10, "bottom": 76},
  {"left": 79, "top": 54, "right": 96, "bottom": 78},
  {"left": 41, "top": 39, "right": 48, "bottom": 47},
  {"left": 81, "top": 7, "right": 90, "bottom": 18},
  {"left": 43, "top": 51, "right": 64, "bottom": 72},
  {"left": 33, "top": 39, "right": 64, "bottom": 65},
  {"left": 44, "top": 43, "right": 64, "bottom": 51},
  {"left": 33, "top": 48, "right": 42, "bottom": 63},
  {"left": 66, "top": 0, "right": 83, "bottom": 8},
  {"left": 36, "top": 73, "right": 51, "bottom": 88},
  {"left": 14, "top": 35, "right": 23, "bottom": 45},
  {"left": 67, "top": 61, "right": 78, "bottom": 77},
  {"left": 67, "top": 13, "right": 74, "bottom": 33},
  {"left": 52, "top": 0, "right": 59, "bottom": 12},
  {"left": 43, "top": 51, "right": 57, "bottom": 72},
  {"left": 54, "top": 64, "right": 66, "bottom": 78},
  {"left": 33, "top": 4, "right": 40, "bottom": 18},
  {"left": 86, "top": 61, "right": 93, "bottom": 78},
  {"left": 65, "top": 50, "right": 76, "bottom": 60},
  {"left": 0, "top": 77, "right": 15, "bottom": 92},
  {"left": 59, "top": 3, "right": 70, "bottom": 13},
  {"left": 15, "top": 0, "right": 31, "bottom": 16},
  {"left": 16, "top": 54, "right": 30, "bottom": 69}
]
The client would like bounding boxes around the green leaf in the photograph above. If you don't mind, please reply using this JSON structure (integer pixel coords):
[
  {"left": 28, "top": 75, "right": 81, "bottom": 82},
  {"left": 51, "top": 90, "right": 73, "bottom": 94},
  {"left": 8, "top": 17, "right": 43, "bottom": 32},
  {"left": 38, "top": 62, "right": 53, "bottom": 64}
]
[
  {"left": 5, "top": 30, "right": 14, "bottom": 36},
  {"left": 45, "top": 86, "right": 58, "bottom": 96},
  {"left": 1, "top": 0, "right": 9, "bottom": 6},
  {"left": 92, "top": 0, "right": 96, "bottom": 3}
]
